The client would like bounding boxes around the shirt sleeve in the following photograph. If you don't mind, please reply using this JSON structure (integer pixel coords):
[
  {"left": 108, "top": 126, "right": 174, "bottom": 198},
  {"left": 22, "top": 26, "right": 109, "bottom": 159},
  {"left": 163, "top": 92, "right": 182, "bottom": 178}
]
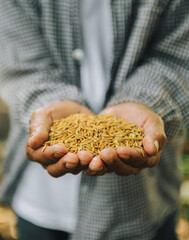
[
  {"left": 0, "top": 1, "right": 87, "bottom": 131},
  {"left": 107, "top": 0, "right": 189, "bottom": 141}
]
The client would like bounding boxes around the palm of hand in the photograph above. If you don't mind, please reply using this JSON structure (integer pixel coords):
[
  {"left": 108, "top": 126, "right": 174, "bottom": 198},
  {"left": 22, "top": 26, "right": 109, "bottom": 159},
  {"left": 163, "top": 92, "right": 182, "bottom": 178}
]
[
  {"left": 91, "top": 102, "right": 166, "bottom": 176},
  {"left": 26, "top": 101, "right": 166, "bottom": 177}
]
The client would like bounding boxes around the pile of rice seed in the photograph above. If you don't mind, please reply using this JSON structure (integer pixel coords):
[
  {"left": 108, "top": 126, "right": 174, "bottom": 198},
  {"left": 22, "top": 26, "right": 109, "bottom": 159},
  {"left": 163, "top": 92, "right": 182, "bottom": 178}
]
[{"left": 43, "top": 113, "right": 144, "bottom": 156}]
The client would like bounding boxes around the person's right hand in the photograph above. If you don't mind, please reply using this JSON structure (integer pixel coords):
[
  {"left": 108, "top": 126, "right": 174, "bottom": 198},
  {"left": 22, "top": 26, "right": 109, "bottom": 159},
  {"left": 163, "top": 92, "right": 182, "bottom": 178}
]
[{"left": 26, "top": 100, "right": 95, "bottom": 177}]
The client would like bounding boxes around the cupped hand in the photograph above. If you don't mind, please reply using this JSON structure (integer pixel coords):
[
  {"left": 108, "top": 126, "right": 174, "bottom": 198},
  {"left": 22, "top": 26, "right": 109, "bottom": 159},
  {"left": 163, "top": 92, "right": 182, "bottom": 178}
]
[
  {"left": 26, "top": 100, "right": 94, "bottom": 177},
  {"left": 85, "top": 102, "right": 166, "bottom": 176}
]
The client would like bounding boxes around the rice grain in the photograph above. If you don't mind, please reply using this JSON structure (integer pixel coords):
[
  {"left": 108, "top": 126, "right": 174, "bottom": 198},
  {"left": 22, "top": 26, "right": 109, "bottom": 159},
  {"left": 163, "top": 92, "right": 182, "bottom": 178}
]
[{"left": 43, "top": 113, "right": 144, "bottom": 156}]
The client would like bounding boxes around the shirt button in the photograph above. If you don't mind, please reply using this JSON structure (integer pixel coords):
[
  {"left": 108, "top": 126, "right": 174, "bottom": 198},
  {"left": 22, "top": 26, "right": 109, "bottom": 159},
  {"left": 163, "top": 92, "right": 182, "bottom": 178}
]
[{"left": 72, "top": 49, "right": 84, "bottom": 61}]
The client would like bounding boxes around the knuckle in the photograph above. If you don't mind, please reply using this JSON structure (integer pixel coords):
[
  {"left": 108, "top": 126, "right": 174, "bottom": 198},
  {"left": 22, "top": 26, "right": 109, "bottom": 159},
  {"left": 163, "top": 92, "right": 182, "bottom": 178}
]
[
  {"left": 31, "top": 106, "right": 51, "bottom": 121},
  {"left": 44, "top": 108, "right": 53, "bottom": 119},
  {"left": 29, "top": 107, "right": 45, "bottom": 127}
]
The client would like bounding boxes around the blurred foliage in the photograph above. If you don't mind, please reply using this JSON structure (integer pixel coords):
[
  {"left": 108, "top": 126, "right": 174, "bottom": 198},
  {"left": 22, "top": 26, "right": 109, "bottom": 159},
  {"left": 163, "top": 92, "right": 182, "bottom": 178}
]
[
  {"left": 180, "top": 154, "right": 189, "bottom": 180},
  {"left": 0, "top": 99, "right": 9, "bottom": 140},
  {"left": 179, "top": 151, "right": 189, "bottom": 222},
  {"left": 179, "top": 202, "right": 189, "bottom": 221}
]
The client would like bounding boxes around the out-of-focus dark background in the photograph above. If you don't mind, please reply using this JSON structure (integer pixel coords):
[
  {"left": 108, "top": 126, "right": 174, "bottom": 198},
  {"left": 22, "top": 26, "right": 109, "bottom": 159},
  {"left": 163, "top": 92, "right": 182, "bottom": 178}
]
[{"left": 0, "top": 97, "right": 189, "bottom": 240}]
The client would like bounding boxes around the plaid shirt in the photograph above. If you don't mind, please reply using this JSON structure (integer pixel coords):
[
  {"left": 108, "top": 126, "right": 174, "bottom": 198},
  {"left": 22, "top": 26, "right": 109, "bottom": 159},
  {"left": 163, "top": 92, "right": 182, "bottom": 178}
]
[{"left": 0, "top": 0, "right": 189, "bottom": 239}]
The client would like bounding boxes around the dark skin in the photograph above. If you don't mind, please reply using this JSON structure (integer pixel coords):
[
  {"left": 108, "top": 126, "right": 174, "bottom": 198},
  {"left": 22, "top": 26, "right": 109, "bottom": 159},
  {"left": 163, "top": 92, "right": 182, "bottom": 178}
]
[{"left": 26, "top": 100, "right": 166, "bottom": 177}]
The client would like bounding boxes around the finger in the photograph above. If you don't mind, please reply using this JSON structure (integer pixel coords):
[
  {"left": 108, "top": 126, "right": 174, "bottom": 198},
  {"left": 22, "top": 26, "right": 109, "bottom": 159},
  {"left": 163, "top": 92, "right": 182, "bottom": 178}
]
[
  {"left": 59, "top": 153, "right": 84, "bottom": 175},
  {"left": 28, "top": 108, "right": 52, "bottom": 149},
  {"left": 147, "top": 151, "right": 162, "bottom": 167},
  {"left": 77, "top": 151, "right": 93, "bottom": 166},
  {"left": 143, "top": 133, "right": 166, "bottom": 156},
  {"left": 88, "top": 155, "right": 104, "bottom": 171},
  {"left": 64, "top": 152, "right": 80, "bottom": 169},
  {"left": 85, "top": 156, "right": 107, "bottom": 176},
  {"left": 99, "top": 148, "right": 116, "bottom": 172},
  {"left": 100, "top": 148, "right": 142, "bottom": 176},
  {"left": 84, "top": 167, "right": 107, "bottom": 176},
  {"left": 46, "top": 153, "right": 79, "bottom": 178},
  {"left": 117, "top": 146, "right": 149, "bottom": 168},
  {"left": 71, "top": 150, "right": 94, "bottom": 175},
  {"left": 85, "top": 155, "right": 107, "bottom": 176},
  {"left": 74, "top": 151, "right": 93, "bottom": 175},
  {"left": 28, "top": 124, "right": 50, "bottom": 150},
  {"left": 28, "top": 102, "right": 94, "bottom": 150},
  {"left": 113, "top": 159, "right": 142, "bottom": 176},
  {"left": 71, "top": 166, "right": 84, "bottom": 175},
  {"left": 26, "top": 144, "right": 68, "bottom": 165},
  {"left": 117, "top": 146, "right": 160, "bottom": 168},
  {"left": 84, "top": 169, "right": 97, "bottom": 176},
  {"left": 143, "top": 116, "right": 166, "bottom": 156}
]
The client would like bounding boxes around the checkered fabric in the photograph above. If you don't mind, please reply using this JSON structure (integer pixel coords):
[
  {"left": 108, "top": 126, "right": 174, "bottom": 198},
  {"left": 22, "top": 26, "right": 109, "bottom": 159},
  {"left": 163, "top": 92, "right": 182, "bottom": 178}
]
[{"left": 0, "top": 0, "right": 189, "bottom": 239}]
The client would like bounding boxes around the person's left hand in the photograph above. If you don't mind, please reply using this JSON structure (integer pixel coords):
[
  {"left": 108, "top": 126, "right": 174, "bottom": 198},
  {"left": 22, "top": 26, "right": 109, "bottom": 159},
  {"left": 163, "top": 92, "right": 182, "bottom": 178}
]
[{"left": 85, "top": 102, "right": 166, "bottom": 176}]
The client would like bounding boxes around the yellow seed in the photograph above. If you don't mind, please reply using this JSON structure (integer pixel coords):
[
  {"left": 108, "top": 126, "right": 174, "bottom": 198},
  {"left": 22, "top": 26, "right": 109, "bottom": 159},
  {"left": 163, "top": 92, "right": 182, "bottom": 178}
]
[{"left": 43, "top": 113, "right": 144, "bottom": 156}]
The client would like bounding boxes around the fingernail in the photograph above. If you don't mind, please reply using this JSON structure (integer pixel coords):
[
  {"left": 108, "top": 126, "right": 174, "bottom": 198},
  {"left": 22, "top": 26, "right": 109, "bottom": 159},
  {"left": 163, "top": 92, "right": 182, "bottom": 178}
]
[
  {"left": 119, "top": 154, "right": 129, "bottom": 160},
  {"left": 154, "top": 140, "right": 159, "bottom": 153},
  {"left": 54, "top": 152, "right": 64, "bottom": 158}
]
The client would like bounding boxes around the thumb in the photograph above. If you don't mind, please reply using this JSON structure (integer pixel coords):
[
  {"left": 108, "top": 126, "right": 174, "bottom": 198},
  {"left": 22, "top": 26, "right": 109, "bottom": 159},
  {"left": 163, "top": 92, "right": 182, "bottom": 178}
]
[
  {"left": 28, "top": 101, "right": 93, "bottom": 150},
  {"left": 28, "top": 108, "right": 52, "bottom": 149},
  {"left": 142, "top": 117, "right": 166, "bottom": 156}
]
